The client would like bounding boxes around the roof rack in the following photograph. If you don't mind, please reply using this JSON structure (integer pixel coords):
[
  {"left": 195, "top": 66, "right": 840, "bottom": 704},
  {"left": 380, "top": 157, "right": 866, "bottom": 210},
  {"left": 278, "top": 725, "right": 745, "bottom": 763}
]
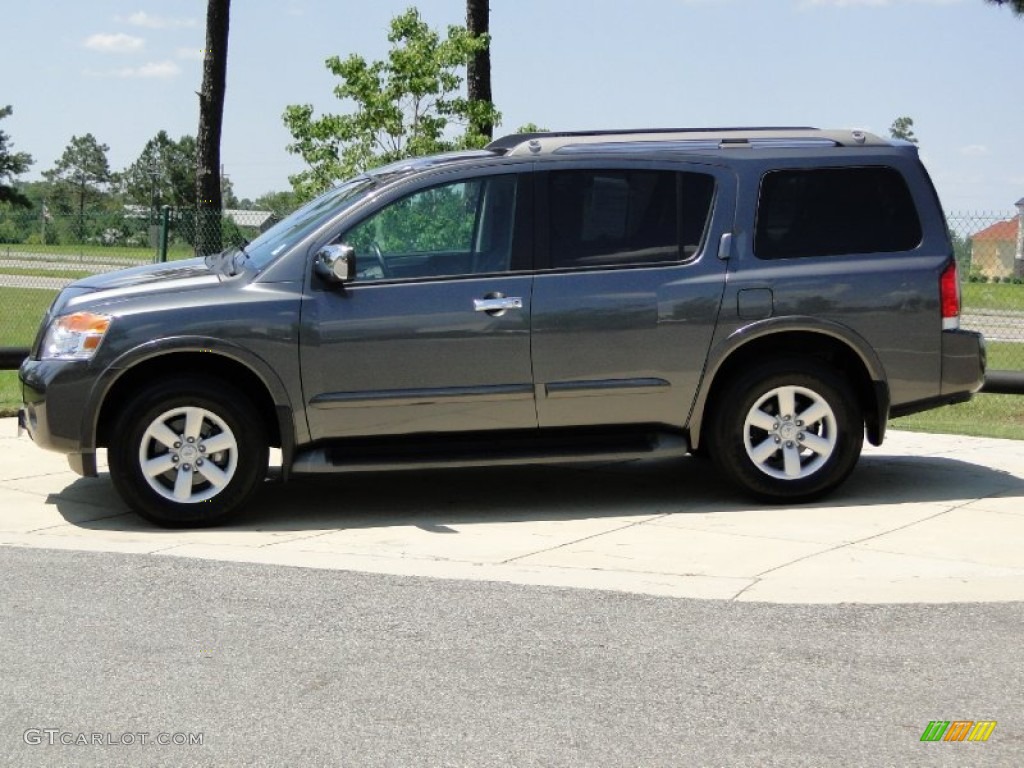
[{"left": 485, "top": 127, "right": 890, "bottom": 156}]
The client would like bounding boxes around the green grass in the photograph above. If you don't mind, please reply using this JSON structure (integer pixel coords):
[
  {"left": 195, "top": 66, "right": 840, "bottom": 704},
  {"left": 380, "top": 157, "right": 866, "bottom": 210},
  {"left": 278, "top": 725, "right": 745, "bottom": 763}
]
[
  {"left": 0, "top": 287, "right": 57, "bottom": 347},
  {"left": 0, "top": 287, "right": 54, "bottom": 416},
  {"left": 986, "top": 341, "right": 1024, "bottom": 371},
  {"left": 0, "top": 242, "right": 194, "bottom": 261},
  {"left": 962, "top": 282, "right": 1024, "bottom": 313},
  {"left": 0, "top": 372, "right": 19, "bottom": 416},
  {"left": 0, "top": 267, "right": 91, "bottom": 279},
  {"left": 889, "top": 394, "right": 1024, "bottom": 440}
]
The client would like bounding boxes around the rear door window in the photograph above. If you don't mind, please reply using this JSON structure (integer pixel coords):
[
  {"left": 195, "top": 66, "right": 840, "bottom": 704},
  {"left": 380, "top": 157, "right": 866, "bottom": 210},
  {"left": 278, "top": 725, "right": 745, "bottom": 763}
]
[{"left": 545, "top": 170, "right": 715, "bottom": 269}]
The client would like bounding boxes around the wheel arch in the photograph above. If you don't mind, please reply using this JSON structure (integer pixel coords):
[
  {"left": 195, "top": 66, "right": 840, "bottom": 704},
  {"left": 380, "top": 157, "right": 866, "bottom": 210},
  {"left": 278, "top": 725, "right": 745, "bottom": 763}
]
[
  {"left": 690, "top": 320, "right": 889, "bottom": 451},
  {"left": 92, "top": 343, "right": 292, "bottom": 459}
]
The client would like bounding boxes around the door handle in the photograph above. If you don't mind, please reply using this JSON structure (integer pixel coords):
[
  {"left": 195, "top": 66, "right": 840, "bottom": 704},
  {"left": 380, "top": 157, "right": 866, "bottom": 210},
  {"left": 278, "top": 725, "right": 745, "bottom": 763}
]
[{"left": 473, "top": 295, "right": 523, "bottom": 316}]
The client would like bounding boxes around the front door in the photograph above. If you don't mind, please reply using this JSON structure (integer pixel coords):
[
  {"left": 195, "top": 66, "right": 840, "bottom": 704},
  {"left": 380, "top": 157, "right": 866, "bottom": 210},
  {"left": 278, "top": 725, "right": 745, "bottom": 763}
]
[{"left": 300, "top": 171, "right": 536, "bottom": 439}]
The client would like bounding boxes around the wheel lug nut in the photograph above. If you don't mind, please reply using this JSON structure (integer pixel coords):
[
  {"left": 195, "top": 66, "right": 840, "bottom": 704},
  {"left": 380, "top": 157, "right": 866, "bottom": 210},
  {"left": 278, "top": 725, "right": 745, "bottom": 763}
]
[
  {"left": 183, "top": 464, "right": 191, "bottom": 472},
  {"left": 797, "top": 433, "right": 805, "bottom": 440},
  {"left": 187, "top": 437, "right": 195, "bottom": 444},
  {"left": 772, "top": 423, "right": 779, "bottom": 430},
  {"left": 196, "top": 459, "right": 204, "bottom": 467},
  {"left": 774, "top": 436, "right": 781, "bottom": 444},
  {"left": 198, "top": 445, "right": 206, "bottom": 453},
  {"left": 786, "top": 441, "right": 794, "bottom": 449},
  {"left": 796, "top": 420, "right": 804, "bottom": 427},
  {"left": 171, "top": 455, "right": 179, "bottom": 463},
  {"left": 173, "top": 441, "right": 181, "bottom": 449}
]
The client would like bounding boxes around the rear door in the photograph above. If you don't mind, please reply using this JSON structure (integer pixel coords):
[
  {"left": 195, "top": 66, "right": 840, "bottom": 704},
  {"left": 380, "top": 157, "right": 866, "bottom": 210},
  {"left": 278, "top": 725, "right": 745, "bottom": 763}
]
[{"left": 530, "top": 160, "right": 735, "bottom": 428}]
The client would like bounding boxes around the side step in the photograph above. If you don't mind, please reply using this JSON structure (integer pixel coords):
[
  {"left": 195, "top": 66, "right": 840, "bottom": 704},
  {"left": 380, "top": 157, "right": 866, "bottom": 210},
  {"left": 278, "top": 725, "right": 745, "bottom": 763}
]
[{"left": 290, "top": 427, "right": 690, "bottom": 475}]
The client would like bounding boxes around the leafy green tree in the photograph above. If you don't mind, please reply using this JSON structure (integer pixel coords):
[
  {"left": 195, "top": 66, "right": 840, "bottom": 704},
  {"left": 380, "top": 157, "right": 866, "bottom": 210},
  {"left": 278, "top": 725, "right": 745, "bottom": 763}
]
[
  {"left": 283, "top": 7, "right": 500, "bottom": 201},
  {"left": 252, "top": 189, "right": 299, "bottom": 215},
  {"left": 43, "top": 133, "right": 113, "bottom": 235},
  {"left": 986, "top": 0, "right": 1024, "bottom": 15},
  {"left": 889, "top": 116, "right": 918, "bottom": 144},
  {"left": 196, "top": 0, "right": 231, "bottom": 254},
  {"left": 123, "top": 131, "right": 198, "bottom": 213},
  {"left": 0, "top": 105, "right": 33, "bottom": 208}
]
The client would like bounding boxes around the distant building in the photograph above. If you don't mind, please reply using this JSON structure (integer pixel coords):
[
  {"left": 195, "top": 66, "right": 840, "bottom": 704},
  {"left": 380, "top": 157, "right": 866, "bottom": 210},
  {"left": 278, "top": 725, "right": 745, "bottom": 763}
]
[
  {"left": 970, "top": 198, "right": 1024, "bottom": 279},
  {"left": 224, "top": 209, "right": 278, "bottom": 233}
]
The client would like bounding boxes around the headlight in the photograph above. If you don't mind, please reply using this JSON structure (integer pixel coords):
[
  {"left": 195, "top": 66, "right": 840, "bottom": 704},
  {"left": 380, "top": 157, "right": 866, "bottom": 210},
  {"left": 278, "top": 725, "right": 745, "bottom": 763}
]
[{"left": 41, "top": 312, "right": 112, "bottom": 361}]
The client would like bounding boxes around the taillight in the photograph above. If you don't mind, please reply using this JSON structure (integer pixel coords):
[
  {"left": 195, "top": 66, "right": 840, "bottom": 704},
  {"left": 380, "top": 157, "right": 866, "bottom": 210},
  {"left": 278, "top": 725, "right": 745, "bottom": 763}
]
[{"left": 940, "top": 261, "right": 960, "bottom": 330}]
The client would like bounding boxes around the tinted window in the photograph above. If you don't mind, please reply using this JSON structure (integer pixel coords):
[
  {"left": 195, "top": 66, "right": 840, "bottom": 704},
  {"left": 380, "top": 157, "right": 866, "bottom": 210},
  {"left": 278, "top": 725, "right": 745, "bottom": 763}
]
[
  {"left": 755, "top": 167, "right": 922, "bottom": 259},
  {"left": 547, "top": 170, "right": 714, "bottom": 269},
  {"left": 344, "top": 175, "right": 517, "bottom": 281}
]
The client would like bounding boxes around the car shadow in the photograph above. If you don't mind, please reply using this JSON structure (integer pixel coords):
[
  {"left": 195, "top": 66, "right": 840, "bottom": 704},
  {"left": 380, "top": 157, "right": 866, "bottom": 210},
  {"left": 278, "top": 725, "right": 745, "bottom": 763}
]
[{"left": 48, "top": 451, "right": 1024, "bottom": 533}]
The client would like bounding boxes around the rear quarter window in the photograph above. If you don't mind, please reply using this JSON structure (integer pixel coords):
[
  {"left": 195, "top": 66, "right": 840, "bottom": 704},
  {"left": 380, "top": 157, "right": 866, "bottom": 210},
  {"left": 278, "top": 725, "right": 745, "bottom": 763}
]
[{"left": 755, "top": 166, "right": 922, "bottom": 260}]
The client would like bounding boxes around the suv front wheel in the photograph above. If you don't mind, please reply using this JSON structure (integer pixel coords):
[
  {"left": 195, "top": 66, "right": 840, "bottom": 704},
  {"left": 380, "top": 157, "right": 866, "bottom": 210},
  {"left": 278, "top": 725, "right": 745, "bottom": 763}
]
[
  {"left": 709, "top": 360, "right": 863, "bottom": 502},
  {"left": 108, "top": 377, "right": 268, "bottom": 527}
]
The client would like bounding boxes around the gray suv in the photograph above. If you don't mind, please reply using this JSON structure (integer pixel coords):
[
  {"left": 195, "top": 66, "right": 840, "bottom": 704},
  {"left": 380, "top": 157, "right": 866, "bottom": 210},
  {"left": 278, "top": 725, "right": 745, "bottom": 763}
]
[{"left": 19, "top": 128, "right": 986, "bottom": 527}]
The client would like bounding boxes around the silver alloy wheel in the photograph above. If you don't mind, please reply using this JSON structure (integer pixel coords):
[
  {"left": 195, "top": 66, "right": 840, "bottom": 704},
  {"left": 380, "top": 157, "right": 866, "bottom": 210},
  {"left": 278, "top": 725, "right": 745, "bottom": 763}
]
[
  {"left": 137, "top": 406, "right": 239, "bottom": 504},
  {"left": 742, "top": 384, "right": 838, "bottom": 480}
]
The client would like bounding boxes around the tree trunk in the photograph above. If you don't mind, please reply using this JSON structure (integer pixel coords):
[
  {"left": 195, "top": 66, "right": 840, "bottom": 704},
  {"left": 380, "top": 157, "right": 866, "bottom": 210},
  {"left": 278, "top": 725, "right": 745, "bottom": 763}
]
[
  {"left": 466, "top": 0, "right": 492, "bottom": 140},
  {"left": 196, "top": 0, "right": 230, "bottom": 255}
]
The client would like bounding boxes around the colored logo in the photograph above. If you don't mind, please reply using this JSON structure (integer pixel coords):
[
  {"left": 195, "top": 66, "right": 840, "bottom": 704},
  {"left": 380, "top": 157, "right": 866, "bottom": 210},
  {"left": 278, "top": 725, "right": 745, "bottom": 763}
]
[{"left": 920, "top": 720, "right": 997, "bottom": 742}]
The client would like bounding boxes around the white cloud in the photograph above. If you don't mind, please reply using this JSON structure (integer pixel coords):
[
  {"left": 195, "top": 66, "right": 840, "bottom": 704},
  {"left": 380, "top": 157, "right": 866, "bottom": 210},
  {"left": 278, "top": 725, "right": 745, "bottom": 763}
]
[
  {"left": 117, "top": 12, "right": 197, "bottom": 29},
  {"left": 961, "top": 144, "right": 990, "bottom": 157},
  {"left": 83, "top": 33, "right": 145, "bottom": 53},
  {"left": 85, "top": 60, "right": 181, "bottom": 79},
  {"left": 130, "top": 61, "right": 181, "bottom": 78}
]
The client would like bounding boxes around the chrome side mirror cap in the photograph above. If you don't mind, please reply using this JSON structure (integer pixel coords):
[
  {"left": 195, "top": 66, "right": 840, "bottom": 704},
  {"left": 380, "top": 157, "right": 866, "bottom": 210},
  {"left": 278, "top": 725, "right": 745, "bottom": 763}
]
[{"left": 314, "top": 244, "right": 355, "bottom": 283}]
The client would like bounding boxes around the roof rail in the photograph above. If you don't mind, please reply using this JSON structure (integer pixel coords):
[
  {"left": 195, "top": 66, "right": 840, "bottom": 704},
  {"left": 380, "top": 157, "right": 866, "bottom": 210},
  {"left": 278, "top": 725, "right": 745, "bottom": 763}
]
[{"left": 486, "top": 127, "right": 890, "bottom": 156}]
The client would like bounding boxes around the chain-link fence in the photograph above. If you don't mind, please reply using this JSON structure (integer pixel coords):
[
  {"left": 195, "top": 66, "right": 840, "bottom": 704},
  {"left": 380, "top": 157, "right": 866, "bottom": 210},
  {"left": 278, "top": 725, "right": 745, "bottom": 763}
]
[
  {"left": 948, "top": 211, "right": 1024, "bottom": 374},
  {"left": 2, "top": 206, "right": 1023, "bottom": 370},
  {"left": 0, "top": 207, "right": 281, "bottom": 354}
]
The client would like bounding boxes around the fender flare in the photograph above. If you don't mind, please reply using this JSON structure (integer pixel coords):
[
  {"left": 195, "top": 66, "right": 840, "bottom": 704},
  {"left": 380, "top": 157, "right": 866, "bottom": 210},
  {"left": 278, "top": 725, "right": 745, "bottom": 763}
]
[
  {"left": 688, "top": 316, "right": 890, "bottom": 449},
  {"left": 81, "top": 336, "right": 298, "bottom": 468}
]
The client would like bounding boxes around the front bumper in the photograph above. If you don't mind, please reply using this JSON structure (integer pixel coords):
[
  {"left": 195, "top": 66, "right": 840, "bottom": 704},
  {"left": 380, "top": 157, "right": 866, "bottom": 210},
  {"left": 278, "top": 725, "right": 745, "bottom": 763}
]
[{"left": 19, "top": 357, "right": 100, "bottom": 477}]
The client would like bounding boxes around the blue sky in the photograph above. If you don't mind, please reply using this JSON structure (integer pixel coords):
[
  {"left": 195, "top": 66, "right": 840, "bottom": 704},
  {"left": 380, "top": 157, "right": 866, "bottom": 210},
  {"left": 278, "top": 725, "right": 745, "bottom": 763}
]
[{"left": 2, "top": 0, "right": 1022, "bottom": 211}]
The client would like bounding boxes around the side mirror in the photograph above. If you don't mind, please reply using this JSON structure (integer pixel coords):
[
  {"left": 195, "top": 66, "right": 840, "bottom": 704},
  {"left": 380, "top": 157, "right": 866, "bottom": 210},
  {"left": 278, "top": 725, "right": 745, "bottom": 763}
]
[{"left": 314, "top": 244, "right": 355, "bottom": 284}]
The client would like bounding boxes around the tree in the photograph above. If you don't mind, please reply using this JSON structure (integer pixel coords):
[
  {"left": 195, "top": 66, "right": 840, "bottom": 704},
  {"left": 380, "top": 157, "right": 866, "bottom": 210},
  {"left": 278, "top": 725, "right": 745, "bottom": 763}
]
[
  {"left": 196, "top": 0, "right": 231, "bottom": 254},
  {"left": 466, "top": 0, "right": 494, "bottom": 141},
  {"left": 283, "top": 7, "right": 500, "bottom": 201},
  {"left": 43, "top": 134, "right": 113, "bottom": 235},
  {"left": 123, "top": 131, "right": 198, "bottom": 214},
  {"left": 889, "top": 116, "right": 918, "bottom": 144},
  {"left": 0, "top": 105, "right": 33, "bottom": 208},
  {"left": 253, "top": 189, "right": 298, "bottom": 215},
  {"left": 986, "top": 0, "right": 1024, "bottom": 15}
]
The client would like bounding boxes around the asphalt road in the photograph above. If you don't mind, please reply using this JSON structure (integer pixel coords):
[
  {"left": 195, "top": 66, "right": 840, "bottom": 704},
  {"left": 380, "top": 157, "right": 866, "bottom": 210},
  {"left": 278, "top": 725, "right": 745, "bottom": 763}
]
[{"left": 0, "top": 547, "right": 1020, "bottom": 767}]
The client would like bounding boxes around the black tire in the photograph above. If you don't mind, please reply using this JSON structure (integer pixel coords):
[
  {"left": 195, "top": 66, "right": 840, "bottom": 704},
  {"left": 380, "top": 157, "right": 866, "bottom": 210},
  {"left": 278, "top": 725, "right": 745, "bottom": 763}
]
[
  {"left": 708, "top": 360, "right": 863, "bottom": 502},
  {"left": 108, "top": 377, "right": 268, "bottom": 528}
]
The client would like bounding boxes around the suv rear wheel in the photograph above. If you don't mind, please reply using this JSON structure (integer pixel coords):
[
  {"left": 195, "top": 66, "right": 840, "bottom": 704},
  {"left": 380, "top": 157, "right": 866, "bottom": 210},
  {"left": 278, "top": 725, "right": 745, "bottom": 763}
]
[
  {"left": 709, "top": 360, "right": 863, "bottom": 502},
  {"left": 108, "top": 377, "right": 268, "bottom": 527}
]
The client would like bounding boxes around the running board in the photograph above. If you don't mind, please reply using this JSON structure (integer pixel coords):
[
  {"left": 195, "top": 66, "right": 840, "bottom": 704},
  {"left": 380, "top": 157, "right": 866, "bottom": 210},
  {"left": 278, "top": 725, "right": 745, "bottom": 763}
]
[{"left": 290, "top": 427, "right": 690, "bottom": 475}]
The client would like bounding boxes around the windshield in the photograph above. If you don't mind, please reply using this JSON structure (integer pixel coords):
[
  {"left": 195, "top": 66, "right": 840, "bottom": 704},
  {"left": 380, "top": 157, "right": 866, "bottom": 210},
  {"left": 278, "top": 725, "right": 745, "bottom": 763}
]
[{"left": 242, "top": 177, "right": 376, "bottom": 270}]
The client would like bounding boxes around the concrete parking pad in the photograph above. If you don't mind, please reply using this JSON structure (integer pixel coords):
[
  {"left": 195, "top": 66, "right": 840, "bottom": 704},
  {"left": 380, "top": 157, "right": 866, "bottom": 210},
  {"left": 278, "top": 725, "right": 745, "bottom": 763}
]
[{"left": 2, "top": 417, "right": 1023, "bottom": 603}]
